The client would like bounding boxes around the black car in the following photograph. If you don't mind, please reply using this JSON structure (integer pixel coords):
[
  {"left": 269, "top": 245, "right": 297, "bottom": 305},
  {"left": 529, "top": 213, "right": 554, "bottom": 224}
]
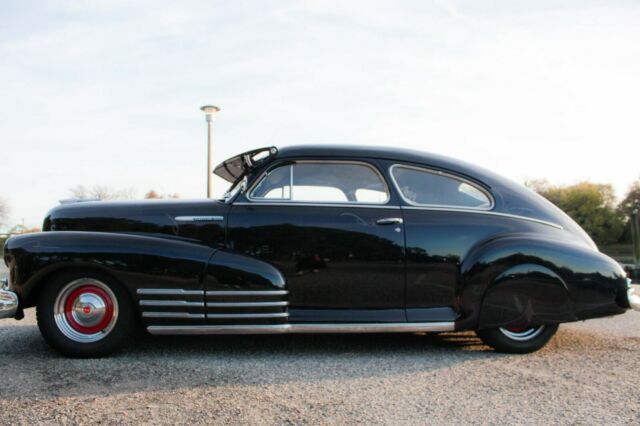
[{"left": 2, "top": 145, "right": 638, "bottom": 357}]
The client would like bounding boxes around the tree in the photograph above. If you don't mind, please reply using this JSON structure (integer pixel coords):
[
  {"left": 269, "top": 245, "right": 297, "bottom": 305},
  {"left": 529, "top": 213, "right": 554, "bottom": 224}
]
[
  {"left": 529, "top": 181, "right": 625, "bottom": 246},
  {"left": 619, "top": 179, "right": 640, "bottom": 218},
  {"left": 618, "top": 179, "right": 640, "bottom": 244},
  {"left": 144, "top": 190, "right": 179, "bottom": 199},
  {"left": 68, "top": 185, "right": 136, "bottom": 200}
]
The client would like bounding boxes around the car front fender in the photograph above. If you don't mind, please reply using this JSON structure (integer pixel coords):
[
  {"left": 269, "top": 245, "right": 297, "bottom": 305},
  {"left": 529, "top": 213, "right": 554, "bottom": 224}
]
[{"left": 3, "top": 231, "right": 216, "bottom": 307}]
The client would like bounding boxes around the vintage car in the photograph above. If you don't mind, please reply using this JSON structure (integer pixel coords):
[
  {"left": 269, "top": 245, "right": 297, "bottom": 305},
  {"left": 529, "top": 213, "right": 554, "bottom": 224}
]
[{"left": 2, "top": 145, "right": 639, "bottom": 357}]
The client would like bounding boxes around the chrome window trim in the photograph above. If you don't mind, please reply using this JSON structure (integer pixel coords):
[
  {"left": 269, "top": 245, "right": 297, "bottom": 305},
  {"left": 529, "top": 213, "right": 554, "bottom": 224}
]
[
  {"left": 401, "top": 206, "right": 563, "bottom": 229},
  {"left": 147, "top": 321, "right": 455, "bottom": 335},
  {"left": 233, "top": 202, "right": 401, "bottom": 210},
  {"left": 389, "top": 164, "right": 495, "bottom": 211},
  {"left": 246, "top": 160, "right": 391, "bottom": 206}
]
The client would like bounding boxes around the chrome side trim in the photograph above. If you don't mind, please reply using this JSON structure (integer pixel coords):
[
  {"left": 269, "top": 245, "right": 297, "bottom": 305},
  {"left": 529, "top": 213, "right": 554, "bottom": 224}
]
[
  {"left": 147, "top": 322, "right": 455, "bottom": 335},
  {"left": 206, "top": 290, "right": 288, "bottom": 296},
  {"left": 400, "top": 206, "right": 563, "bottom": 229},
  {"left": 142, "top": 312, "right": 205, "bottom": 319},
  {"left": 206, "top": 312, "right": 289, "bottom": 319},
  {"left": 233, "top": 202, "right": 401, "bottom": 210},
  {"left": 174, "top": 216, "right": 224, "bottom": 222},
  {"left": 206, "top": 301, "right": 289, "bottom": 307},
  {"left": 137, "top": 289, "right": 204, "bottom": 296},
  {"left": 139, "top": 300, "right": 205, "bottom": 307}
]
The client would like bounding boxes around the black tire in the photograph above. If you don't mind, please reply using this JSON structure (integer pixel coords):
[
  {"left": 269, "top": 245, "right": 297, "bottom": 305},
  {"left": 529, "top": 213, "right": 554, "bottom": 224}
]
[
  {"left": 36, "top": 269, "right": 134, "bottom": 358},
  {"left": 475, "top": 324, "right": 559, "bottom": 354}
]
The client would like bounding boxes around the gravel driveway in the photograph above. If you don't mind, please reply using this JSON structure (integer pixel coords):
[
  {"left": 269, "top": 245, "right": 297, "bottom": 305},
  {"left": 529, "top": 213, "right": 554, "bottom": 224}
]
[{"left": 1, "top": 265, "right": 639, "bottom": 425}]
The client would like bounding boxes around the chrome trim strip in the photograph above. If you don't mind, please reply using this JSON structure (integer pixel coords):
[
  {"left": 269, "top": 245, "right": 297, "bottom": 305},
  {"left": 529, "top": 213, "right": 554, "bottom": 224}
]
[
  {"left": 400, "top": 206, "right": 563, "bottom": 229},
  {"left": 206, "top": 301, "right": 289, "bottom": 307},
  {"left": 206, "top": 312, "right": 289, "bottom": 319},
  {"left": 246, "top": 160, "right": 391, "bottom": 206},
  {"left": 137, "top": 289, "right": 204, "bottom": 296},
  {"left": 233, "top": 202, "right": 401, "bottom": 210},
  {"left": 389, "top": 163, "right": 495, "bottom": 211},
  {"left": 142, "top": 312, "right": 205, "bottom": 319},
  {"left": 147, "top": 322, "right": 455, "bottom": 335},
  {"left": 174, "top": 215, "right": 224, "bottom": 222},
  {"left": 139, "top": 300, "right": 205, "bottom": 307},
  {"left": 206, "top": 290, "right": 288, "bottom": 296}
]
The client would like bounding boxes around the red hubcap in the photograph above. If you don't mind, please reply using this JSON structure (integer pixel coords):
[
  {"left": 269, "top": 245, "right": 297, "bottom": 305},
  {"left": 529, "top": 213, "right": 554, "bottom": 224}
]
[
  {"left": 506, "top": 326, "right": 528, "bottom": 333},
  {"left": 64, "top": 285, "right": 114, "bottom": 334}
]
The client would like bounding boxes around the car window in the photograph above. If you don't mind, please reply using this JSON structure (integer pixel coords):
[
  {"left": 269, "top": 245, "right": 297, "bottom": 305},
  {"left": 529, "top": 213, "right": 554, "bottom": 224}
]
[
  {"left": 391, "top": 165, "right": 492, "bottom": 209},
  {"left": 250, "top": 162, "right": 389, "bottom": 204}
]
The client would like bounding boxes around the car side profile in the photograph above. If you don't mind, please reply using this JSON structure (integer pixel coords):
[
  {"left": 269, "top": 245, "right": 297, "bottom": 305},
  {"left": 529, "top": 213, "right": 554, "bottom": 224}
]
[{"left": 2, "top": 145, "right": 639, "bottom": 357}]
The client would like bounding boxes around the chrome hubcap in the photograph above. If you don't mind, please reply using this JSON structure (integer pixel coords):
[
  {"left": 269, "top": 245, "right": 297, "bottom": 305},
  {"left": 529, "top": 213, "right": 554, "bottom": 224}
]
[
  {"left": 54, "top": 278, "right": 118, "bottom": 343},
  {"left": 499, "top": 325, "right": 545, "bottom": 341}
]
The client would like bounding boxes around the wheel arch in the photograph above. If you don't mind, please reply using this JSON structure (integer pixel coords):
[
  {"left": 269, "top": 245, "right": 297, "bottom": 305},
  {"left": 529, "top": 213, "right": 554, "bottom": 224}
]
[{"left": 455, "top": 233, "right": 621, "bottom": 330}]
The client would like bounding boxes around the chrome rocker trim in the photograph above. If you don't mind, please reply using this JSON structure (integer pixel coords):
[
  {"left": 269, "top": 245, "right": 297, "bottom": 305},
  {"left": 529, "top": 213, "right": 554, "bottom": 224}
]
[{"left": 147, "top": 322, "right": 454, "bottom": 335}]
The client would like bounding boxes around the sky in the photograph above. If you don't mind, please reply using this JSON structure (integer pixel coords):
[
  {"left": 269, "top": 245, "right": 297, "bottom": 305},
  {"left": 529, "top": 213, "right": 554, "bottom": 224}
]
[{"left": 1, "top": 0, "right": 639, "bottom": 229}]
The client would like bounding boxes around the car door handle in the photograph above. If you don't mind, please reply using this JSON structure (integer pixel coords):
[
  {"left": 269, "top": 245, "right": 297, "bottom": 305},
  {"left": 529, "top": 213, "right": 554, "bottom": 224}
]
[{"left": 376, "top": 217, "right": 403, "bottom": 225}]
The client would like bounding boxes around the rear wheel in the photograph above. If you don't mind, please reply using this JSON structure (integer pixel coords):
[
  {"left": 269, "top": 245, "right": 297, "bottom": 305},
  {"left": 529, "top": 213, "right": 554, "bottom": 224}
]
[
  {"left": 476, "top": 324, "right": 558, "bottom": 354},
  {"left": 37, "top": 270, "right": 133, "bottom": 357}
]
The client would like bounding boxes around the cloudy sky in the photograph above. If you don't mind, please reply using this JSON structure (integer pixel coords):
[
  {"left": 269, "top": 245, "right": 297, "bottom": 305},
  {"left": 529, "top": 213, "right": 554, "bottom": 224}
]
[{"left": 1, "top": 0, "right": 639, "bottom": 228}]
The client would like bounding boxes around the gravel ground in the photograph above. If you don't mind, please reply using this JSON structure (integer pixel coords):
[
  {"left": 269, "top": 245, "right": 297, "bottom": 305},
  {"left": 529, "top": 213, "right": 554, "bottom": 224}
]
[{"left": 1, "top": 265, "right": 639, "bottom": 425}]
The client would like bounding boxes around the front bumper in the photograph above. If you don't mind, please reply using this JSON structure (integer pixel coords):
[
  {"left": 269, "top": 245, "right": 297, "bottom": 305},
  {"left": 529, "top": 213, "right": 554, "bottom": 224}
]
[
  {"left": 627, "top": 278, "right": 640, "bottom": 311},
  {"left": 0, "top": 278, "right": 19, "bottom": 319}
]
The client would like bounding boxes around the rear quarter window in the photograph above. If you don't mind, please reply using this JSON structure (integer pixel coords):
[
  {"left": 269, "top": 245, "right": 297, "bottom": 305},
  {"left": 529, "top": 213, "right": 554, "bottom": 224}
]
[{"left": 391, "top": 165, "right": 493, "bottom": 210}]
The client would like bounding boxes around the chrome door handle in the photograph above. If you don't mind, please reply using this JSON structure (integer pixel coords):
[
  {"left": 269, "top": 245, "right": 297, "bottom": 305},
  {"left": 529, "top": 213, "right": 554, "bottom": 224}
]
[{"left": 376, "top": 217, "right": 403, "bottom": 225}]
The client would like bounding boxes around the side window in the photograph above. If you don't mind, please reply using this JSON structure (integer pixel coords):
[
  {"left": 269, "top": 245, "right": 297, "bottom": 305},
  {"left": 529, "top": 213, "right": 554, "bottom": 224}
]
[
  {"left": 391, "top": 165, "right": 493, "bottom": 209},
  {"left": 250, "top": 162, "right": 389, "bottom": 204}
]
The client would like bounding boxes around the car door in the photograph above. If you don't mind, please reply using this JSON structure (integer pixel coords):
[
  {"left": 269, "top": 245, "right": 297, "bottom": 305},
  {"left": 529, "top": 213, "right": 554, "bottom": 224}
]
[
  {"left": 227, "top": 159, "right": 406, "bottom": 323},
  {"left": 385, "top": 161, "right": 496, "bottom": 323}
]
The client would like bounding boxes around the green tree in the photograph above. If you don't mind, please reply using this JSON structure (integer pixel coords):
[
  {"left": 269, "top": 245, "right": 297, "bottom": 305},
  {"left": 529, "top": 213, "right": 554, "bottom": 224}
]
[
  {"left": 619, "top": 179, "right": 640, "bottom": 218},
  {"left": 528, "top": 181, "right": 625, "bottom": 245},
  {"left": 618, "top": 179, "right": 640, "bottom": 244}
]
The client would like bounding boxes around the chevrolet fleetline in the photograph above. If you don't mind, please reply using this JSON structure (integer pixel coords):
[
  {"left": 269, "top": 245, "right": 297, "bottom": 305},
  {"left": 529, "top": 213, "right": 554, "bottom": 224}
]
[{"left": 2, "top": 145, "right": 638, "bottom": 357}]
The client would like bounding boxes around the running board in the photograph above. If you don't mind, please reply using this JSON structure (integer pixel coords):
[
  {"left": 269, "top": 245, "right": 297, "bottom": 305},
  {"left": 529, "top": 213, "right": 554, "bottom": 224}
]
[{"left": 146, "top": 322, "right": 455, "bottom": 335}]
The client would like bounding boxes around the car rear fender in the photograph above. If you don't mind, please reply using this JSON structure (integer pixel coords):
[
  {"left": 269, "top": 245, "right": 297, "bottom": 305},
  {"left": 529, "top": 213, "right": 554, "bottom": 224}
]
[{"left": 456, "top": 233, "right": 627, "bottom": 330}]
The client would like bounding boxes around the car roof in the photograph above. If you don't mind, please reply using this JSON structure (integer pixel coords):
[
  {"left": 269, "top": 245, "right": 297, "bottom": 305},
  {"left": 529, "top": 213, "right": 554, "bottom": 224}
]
[{"left": 276, "top": 144, "right": 498, "bottom": 187}]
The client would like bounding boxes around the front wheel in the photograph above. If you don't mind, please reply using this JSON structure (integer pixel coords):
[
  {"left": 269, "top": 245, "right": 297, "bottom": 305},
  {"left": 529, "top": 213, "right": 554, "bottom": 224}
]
[
  {"left": 476, "top": 324, "right": 559, "bottom": 354},
  {"left": 37, "top": 270, "right": 134, "bottom": 358}
]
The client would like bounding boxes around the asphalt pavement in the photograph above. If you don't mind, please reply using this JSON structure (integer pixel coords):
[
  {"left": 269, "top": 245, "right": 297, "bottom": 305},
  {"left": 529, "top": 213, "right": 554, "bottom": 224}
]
[{"left": 1, "top": 265, "right": 639, "bottom": 425}]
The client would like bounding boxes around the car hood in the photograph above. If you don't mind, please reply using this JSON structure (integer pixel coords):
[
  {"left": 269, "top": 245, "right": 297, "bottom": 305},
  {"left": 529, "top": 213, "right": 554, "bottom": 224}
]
[{"left": 44, "top": 199, "right": 229, "bottom": 246}]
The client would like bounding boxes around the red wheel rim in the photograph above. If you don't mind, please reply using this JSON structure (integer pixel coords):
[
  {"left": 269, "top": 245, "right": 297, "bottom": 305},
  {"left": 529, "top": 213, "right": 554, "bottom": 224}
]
[{"left": 64, "top": 285, "right": 114, "bottom": 334}]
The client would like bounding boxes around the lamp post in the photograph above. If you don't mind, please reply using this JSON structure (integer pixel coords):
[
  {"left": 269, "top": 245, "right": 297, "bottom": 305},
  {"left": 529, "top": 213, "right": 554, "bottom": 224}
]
[{"left": 200, "top": 105, "right": 221, "bottom": 198}]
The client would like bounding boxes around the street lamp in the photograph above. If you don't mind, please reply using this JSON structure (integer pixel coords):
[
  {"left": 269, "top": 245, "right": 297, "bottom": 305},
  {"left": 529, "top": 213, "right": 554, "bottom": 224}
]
[{"left": 200, "top": 105, "right": 221, "bottom": 198}]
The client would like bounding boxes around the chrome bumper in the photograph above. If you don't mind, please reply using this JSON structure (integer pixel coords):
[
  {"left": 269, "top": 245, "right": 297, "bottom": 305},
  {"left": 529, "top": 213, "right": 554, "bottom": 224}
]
[
  {"left": 0, "top": 278, "right": 19, "bottom": 319},
  {"left": 627, "top": 278, "right": 640, "bottom": 311}
]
